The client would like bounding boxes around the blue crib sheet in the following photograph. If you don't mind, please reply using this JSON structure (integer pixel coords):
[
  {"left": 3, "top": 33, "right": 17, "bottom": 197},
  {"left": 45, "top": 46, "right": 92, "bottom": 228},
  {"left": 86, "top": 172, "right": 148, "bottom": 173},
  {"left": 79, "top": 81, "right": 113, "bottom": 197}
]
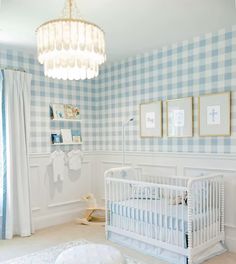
[{"left": 109, "top": 199, "right": 188, "bottom": 232}]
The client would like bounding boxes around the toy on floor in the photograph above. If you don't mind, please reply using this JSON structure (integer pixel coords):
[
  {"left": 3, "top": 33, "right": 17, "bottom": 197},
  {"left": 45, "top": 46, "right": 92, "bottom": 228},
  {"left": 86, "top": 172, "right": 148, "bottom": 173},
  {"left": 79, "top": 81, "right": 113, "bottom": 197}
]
[{"left": 75, "top": 193, "right": 105, "bottom": 225}]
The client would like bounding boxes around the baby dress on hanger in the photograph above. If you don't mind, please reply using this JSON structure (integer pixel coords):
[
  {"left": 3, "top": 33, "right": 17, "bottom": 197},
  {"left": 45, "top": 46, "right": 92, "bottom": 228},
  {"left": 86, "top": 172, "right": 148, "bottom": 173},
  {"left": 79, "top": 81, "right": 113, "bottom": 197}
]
[
  {"left": 67, "top": 149, "right": 84, "bottom": 171},
  {"left": 49, "top": 150, "right": 67, "bottom": 182}
]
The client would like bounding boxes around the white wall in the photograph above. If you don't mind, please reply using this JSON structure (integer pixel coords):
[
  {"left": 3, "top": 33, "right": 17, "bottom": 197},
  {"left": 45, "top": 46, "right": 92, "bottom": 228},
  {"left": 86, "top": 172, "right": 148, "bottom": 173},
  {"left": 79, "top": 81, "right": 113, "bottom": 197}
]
[
  {"left": 30, "top": 151, "right": 236, "bottom": 252},
  {"left": 29, "top": 153, "right": 92, "bottom": 229}
]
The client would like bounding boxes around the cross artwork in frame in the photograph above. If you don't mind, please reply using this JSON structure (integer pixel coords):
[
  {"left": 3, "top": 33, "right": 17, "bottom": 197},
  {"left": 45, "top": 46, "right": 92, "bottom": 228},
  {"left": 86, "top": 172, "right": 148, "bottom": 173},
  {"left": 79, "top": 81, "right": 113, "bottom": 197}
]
[
  {"left": 140, "top": 101, "right": 162, "bottom": 137},
  {"left": 166, "top": 97, "right": 193, "bottom": 137},
  {"left": 198, "top": 92, "right": 231, "bottom": 136}
]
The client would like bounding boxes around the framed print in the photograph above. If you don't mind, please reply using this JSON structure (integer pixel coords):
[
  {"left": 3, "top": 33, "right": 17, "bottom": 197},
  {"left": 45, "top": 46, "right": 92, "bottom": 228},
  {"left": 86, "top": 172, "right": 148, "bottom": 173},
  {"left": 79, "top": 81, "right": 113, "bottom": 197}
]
[
  {"left": 50, "top": 103, "right": 65, "bottom": 120},
  {"left": 198, "top": 92, "right": 231, "bottom": 136},
  {"left": 140, "top": 101, "right": 162, "bottom": 137},
  {"left": 166, "top": 97, "right": 193, "bottom": 137}
]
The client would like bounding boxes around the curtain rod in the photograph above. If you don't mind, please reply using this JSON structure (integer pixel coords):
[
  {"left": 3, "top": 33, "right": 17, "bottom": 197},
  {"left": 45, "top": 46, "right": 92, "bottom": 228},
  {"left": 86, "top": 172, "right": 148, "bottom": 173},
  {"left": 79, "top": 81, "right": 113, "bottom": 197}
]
[{"left": 0, "top": 66, "right": 26, "bottom": 73}]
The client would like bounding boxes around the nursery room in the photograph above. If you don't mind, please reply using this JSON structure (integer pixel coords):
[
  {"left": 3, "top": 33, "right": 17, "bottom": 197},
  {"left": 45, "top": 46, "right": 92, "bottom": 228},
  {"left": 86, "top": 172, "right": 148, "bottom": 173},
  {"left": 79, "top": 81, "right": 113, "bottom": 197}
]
[{"left": 0, "top": 0, "right": 236, "bottom": 263}]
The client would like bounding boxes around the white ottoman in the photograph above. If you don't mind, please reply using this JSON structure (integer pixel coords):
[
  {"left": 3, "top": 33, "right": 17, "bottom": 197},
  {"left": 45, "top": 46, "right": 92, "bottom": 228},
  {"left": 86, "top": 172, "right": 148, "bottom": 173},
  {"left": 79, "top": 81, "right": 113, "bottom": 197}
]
[{"left": 55, "top": 244, "right": 125, "bottom": 264}]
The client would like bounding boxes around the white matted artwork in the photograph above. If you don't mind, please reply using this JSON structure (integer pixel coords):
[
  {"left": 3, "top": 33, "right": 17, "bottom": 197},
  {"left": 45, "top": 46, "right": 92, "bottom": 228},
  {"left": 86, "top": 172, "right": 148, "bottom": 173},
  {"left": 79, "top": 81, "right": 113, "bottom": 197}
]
[
  {"left": 199, "top": 92, "right": 231, "bottom": 136},
  {"left": 166, "top": 97, "right": 193, "bottom": 137},
  {"left": 140, "top": 101, "right": 162, "bottom": 137}
]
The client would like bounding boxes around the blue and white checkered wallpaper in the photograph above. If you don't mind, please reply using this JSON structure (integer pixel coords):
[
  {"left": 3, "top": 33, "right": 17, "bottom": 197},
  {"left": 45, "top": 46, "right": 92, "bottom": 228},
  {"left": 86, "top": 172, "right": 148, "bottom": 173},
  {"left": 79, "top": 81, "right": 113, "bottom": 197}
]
[
  {"left": 1, "top": 25, "right": 236, "bottom": 154},
  {"left": 0, "top": 47, "right": 97, "bottom": 153},
  {"left": 94, "top": 26, "right": 236, "bottom": 153}
]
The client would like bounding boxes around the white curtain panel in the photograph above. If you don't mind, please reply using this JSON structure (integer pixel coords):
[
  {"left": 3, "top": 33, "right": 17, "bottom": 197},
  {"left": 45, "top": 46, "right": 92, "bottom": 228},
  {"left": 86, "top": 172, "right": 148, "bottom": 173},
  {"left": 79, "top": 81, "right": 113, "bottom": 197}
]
[{"left": 4, "top": 70, "right": 33, "bottom": 239}]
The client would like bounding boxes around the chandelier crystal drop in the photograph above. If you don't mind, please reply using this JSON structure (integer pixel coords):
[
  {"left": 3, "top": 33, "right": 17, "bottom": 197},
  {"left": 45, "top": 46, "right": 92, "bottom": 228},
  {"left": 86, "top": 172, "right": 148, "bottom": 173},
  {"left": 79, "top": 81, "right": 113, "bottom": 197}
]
[{"left": 36, "top": 0, "right": 106, "bottom": 80}]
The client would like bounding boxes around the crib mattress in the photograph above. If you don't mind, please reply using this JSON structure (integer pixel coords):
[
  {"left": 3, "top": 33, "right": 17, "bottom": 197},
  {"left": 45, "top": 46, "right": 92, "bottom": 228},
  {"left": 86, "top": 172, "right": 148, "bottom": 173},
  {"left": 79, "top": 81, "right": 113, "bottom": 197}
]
[{"left": 110, "top": 199, "right": 188, "bottom": 232}]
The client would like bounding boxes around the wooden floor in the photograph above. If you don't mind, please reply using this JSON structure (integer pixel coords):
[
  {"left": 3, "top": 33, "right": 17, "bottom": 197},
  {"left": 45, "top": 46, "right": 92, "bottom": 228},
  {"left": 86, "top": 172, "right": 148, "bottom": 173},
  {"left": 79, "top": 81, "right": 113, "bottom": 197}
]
[{"left": 0, "top": 222, "right": 236, "bottom": 264}]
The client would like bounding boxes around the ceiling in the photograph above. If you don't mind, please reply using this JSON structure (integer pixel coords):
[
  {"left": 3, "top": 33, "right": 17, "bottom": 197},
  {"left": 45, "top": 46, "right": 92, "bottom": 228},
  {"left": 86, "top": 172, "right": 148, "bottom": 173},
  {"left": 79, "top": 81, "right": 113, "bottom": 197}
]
[{"left": 0, "top": 0, "right": 236, "bottom": 62}]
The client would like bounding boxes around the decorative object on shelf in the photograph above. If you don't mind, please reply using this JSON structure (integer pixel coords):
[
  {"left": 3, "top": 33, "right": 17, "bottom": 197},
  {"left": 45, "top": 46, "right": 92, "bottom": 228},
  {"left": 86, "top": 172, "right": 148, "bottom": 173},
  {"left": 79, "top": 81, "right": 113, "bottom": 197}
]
[
  {"left": 51, "top": 104, "right": 65, "bottom": 120},
  {"left": 140, "top": 101, "right": 162, "bottom": 137},
  {"left": 166, "top": 97, "right": 193, "bottom": 137},
  {"left": 51, "top": 133, "right": 61, "bottom": 144},
  {"left": 64, "top": 104, "right": 80, "bottom": 120},
  {"left": 36, "top": 0, "right": 106, "bottom": 80},
  {"left": 73, "top": 135, "right": 81, "bottom": 143},
  {"left": 50, "top": 104, "right": 81, "bottom": 121},
  {"left": 198, "top": 92, "right": 231, "bottom": 136},
  {"left": 61, "top": 129, "right": 72, "bottom": 143}
]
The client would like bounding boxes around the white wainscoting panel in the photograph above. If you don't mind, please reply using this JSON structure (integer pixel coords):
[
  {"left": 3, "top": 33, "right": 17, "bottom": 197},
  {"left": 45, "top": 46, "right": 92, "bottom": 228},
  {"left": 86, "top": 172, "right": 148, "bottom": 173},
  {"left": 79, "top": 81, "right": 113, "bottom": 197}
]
[
  {"left": 29, "top": 153, "right": 90, "bottom": 230},
  {"left": 29, "top": 151, "right": 236, "bottom": 253}
]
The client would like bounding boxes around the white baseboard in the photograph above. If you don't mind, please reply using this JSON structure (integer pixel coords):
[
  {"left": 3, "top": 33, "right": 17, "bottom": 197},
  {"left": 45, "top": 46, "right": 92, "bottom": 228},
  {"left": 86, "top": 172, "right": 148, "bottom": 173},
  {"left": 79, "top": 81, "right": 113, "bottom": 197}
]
[
  {"left": 225, "top": 236, "right": 236, "bottom": 252},
  {"left": 33, "top": 208, "right": 84, "bottom": 230}
]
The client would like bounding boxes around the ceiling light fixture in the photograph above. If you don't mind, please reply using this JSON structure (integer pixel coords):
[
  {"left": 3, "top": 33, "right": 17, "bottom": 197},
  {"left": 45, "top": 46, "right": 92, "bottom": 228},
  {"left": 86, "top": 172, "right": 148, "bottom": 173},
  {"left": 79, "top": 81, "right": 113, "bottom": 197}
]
[{"left": 36, "top": 0, "right": 106, "bottom": 80}]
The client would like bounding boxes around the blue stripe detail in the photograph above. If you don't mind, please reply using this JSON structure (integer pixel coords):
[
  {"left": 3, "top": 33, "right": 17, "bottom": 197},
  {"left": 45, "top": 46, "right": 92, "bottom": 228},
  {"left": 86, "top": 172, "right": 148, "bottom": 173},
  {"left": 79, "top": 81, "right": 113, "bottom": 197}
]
[{"left": 1, "top": 70, "right": 7, "bottom": 239}]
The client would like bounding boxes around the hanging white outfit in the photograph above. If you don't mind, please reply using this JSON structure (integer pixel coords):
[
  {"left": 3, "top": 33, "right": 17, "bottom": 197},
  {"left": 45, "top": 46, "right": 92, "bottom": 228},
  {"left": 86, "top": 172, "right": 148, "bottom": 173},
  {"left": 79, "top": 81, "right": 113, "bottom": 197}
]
[
  {"left": 49, "top": 150, "right": 67, "bottom": 182},
  {"left": 67, "top": 149, "right": 83, "bottom": 171}
]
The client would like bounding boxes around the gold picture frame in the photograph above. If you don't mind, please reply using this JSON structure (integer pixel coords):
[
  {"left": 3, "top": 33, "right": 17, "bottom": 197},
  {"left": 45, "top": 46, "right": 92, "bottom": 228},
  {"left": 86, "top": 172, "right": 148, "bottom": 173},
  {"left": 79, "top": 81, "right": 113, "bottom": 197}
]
[
  {"left": 198, "top": 92, "right": 231, "bottom": 137},
  {"left": 140, "top": 100, "right": 162, "bottom": 138},
  {"left": 166, "top": 97, "right": 193, "bottom": 138}
]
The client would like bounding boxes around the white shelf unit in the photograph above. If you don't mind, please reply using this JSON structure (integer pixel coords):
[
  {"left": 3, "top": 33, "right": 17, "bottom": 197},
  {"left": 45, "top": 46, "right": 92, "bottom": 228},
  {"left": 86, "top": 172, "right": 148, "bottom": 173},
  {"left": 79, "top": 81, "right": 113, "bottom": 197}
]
[
  {"left": 51, "top": 118, "right": 82, "bottom": 122},
  {"left": 52, "top": 142, "right": 82, "bottom": 146},
  {"left": 50, "top": 104, "right": 82, "bottom": 147}
]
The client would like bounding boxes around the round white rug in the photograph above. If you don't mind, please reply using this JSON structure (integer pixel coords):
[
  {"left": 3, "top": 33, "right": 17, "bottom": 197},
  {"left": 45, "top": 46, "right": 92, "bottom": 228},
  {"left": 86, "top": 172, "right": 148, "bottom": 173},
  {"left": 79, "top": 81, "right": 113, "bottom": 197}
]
[{"left": 1, "top": 240, "right": 144, "bottom": 264}]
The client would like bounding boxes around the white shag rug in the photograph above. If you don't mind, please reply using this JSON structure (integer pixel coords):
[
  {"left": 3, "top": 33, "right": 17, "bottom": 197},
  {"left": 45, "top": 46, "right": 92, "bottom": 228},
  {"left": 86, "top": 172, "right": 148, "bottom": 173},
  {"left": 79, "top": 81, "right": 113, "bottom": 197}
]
[{"left": 1, "top": 240, "right": 145, "bottom": 264}]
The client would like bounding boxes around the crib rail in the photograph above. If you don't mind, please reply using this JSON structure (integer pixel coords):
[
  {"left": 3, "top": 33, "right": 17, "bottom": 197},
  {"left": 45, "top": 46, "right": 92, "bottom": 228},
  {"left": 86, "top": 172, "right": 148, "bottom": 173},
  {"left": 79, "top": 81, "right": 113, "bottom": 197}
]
[{"left": 187, "top": 174, "right": 224, "bottom": 260}]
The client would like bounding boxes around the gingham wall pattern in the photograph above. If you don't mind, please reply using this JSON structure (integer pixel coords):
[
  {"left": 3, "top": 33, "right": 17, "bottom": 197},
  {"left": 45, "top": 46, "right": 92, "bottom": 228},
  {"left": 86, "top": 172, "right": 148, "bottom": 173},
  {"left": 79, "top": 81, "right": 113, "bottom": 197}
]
[
  {"left": 0, "top": 48, "right": 96, "bottom": 153},
  {"left": 1, "top": 25, "right": 236, "bottom": 154},
  {"left": 94, "top": 26, "right": 236, "bottom": 153}
]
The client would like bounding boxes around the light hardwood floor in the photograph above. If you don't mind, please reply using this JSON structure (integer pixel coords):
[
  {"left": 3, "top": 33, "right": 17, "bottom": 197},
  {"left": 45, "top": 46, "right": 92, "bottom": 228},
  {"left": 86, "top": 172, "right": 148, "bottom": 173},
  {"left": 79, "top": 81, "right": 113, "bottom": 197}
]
[{"left": 0, "top": 222, "right": 236, "bottom": 264}]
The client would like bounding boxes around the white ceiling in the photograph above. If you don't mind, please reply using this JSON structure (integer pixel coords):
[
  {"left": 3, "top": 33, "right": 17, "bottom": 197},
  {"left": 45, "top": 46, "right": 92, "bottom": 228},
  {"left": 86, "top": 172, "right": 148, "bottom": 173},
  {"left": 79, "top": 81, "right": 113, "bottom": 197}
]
[{"left": 0, "top": 0, "right": 236, "bottom": 62}]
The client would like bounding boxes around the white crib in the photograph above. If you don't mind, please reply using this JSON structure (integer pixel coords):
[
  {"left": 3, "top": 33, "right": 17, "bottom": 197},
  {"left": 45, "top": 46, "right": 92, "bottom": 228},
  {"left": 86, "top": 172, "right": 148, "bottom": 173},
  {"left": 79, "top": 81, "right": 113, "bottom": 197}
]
[{"left": 105, "top": 167, "right": 226, "bottom": 264}]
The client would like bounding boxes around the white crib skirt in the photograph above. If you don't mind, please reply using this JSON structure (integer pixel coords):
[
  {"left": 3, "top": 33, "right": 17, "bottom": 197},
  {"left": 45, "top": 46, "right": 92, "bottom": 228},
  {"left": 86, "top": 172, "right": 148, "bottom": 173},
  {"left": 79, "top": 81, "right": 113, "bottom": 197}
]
[{"left": 108, "top": 231, "right": 187, "bottom": 264}]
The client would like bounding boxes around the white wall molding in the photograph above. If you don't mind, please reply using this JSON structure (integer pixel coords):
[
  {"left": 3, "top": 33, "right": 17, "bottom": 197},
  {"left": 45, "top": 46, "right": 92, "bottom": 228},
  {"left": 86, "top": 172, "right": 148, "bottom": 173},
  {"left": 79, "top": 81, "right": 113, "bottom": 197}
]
[
  {"left": 29, "top": 151, "right": 236, "bottom": 160},
  {"left": 183, "top": 166, "right": 236, "bottom": 174},
  {"left": 28, "top": 150, "right": 236, "bottom": 253},
  {"left": 48, "top": 199, "right": 83, "bottom": 208},
  {"left": 85, "top": 151, "right": 236, "bottom": 160}
]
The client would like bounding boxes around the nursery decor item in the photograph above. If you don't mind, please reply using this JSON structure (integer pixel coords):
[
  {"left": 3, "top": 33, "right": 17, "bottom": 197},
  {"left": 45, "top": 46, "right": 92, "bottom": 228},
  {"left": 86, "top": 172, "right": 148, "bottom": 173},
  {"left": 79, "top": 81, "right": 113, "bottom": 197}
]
[
  {"left": 64, "top": 104, "right": 80, "bottom": 120},
  {"left": 51, "top": 104, "right": 65, "bottom": 120},
  {"left": 122, "top": 117, "right": 134, "bottom": 166},
  {"left": 75, "top": 194, "right": 105, "bottom": 225},
  {"left": 36, "top": 0, "right": 106, "bottom": 80},
  {"left": 61, "top": 129, "right": 72, "bottom": 143},
  {"left": 55, "top": 244, "right": 125, "bottom": 264},
  {"left": 140, "top": 101, "right": 162, "bottom": 137},
  {"left": 198, "top": 92, "right": 231, "bottom": 136},
  {"left": 51, "top": 133, "right": 61, "bottom": 144},
  {"left": 166, "top": 97, "right": 193, "bottom": 137},
  {"left": 1, "top": 240, "right": 143, "bottom": 264}
]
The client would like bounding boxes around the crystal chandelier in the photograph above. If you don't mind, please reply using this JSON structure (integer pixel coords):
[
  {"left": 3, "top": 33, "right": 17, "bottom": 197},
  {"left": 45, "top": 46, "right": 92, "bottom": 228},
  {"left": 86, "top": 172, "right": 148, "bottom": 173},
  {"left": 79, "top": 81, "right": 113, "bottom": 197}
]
[{"left": 36, "top": 0, "right": 106, "bottom": 80}]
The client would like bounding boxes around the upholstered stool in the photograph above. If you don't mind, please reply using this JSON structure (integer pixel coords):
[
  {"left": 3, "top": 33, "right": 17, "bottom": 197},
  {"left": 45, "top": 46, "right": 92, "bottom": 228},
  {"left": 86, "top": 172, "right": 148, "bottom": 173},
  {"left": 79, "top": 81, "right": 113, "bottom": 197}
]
[{"left": 55, "top": 244, "right": 125, "bottom": 264}]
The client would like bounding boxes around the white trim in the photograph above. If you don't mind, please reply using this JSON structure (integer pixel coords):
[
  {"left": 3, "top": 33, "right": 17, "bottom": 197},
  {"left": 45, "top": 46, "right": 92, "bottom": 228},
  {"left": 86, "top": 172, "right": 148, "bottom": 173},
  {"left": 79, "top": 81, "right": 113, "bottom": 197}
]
[
  {"left": 29, "top": 151, "right": 236, "bottom": 160},
  {"left": 32, "top": 207, "right": 41, "bottom": 212},
  {"left": 33, "top": 208, "right": 83, "bottom": 230},
  {"left": 51, "top": 118, "right": 82, "bottom": 122},
  {"left": 183, "top": 166, "right": 236, "bottom": 174},
  {"left": 48, "top": 199, "right": 82, "bottom": 208}
]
